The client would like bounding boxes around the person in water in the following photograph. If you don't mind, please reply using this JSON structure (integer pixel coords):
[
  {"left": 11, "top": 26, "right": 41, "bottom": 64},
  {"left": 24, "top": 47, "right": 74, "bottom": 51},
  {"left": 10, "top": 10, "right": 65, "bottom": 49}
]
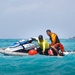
[
  {"left": 46, "top": 29, "right": 65, "bottom": 52},
  {"left": 32, "top": 35, "right": 60, "bottom": 56}
]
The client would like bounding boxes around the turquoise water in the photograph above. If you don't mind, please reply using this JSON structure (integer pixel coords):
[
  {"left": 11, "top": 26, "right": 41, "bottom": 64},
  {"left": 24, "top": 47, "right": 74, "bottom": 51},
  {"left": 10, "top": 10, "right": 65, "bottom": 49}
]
[{"left": 0, "top": 39, "right": 75, "bottom": 75}]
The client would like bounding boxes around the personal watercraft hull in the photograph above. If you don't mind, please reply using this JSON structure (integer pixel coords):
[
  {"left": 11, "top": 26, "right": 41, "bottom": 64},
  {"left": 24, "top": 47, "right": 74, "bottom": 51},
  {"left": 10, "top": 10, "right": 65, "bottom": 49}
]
[
  {"left": 0, "top": 49, "right": 75, "bottom": 56},
  {"left": 0, "top": 49, "right": 28, "bottom": 56}
]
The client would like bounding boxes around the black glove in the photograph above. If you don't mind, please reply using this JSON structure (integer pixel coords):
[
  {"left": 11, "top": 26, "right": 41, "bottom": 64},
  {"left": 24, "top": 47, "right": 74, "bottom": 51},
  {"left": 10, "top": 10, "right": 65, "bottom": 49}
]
[{"left": 31, "top": 37, "right": 36, "bottom": 41}]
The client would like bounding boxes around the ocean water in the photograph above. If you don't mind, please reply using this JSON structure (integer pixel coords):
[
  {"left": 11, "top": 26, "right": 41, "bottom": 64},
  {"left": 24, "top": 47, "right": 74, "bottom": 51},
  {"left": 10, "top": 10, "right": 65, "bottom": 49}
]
[{"left": 0, "top": 39, "right": 75, "bottom": 75}]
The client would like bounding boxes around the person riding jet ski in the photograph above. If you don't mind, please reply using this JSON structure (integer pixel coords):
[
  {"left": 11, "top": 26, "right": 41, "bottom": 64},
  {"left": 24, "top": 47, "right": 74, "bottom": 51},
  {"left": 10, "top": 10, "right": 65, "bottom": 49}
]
[
  {"left": 46, "top": 29, "right": 65, "bottom": 53},
  {"left": 31, "top": 35, "right": 60, "bottom": 56}
]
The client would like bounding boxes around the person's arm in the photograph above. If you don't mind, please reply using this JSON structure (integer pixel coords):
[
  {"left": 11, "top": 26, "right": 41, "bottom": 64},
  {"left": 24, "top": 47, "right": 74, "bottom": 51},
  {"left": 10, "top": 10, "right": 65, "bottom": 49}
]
[
  {"left": 42, "top": 43, "right": 46, "bottom": 53},
  {"left": 31, "top": 37, "right": 38, "bottom": 41}
]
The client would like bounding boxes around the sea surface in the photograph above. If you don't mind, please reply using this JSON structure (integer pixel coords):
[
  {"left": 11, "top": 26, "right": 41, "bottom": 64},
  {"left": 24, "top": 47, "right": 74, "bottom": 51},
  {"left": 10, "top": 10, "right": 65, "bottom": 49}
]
[{"left": 0, "top": 39, "right": 75, "bottom": 75}]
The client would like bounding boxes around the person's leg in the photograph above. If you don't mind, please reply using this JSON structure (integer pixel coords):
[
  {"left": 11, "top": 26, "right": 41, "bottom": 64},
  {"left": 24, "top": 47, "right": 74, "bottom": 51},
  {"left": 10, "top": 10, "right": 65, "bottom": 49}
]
[
  {"left": 48, "top": 48, "right": 54, "bottom": 56},
  {"left": 51, "top": 46, "right": 60, "bottom": 56},
  {"left": 37, "top": 48, "right": 43, "bottom": 54},
  {"left": 53, "top": 43, "right": 65, "bottom": 52},
  {"left": 44, "top": 49, "right": 49, "bottom": 55},
  {"left": 59, "top": 43, "right": 65, "bottom": 52}
]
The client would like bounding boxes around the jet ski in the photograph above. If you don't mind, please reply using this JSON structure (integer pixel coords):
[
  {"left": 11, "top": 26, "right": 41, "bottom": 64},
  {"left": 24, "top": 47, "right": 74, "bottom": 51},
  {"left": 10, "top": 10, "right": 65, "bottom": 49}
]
[
  {"left": 5, "top": 39, "right": 38, "bottom": 53},
  {"left": 0, "top": 38, "right": 75, "bottom": 56},
  {"left": 0, "top": 38, "right": 39, "bottom": 56}
]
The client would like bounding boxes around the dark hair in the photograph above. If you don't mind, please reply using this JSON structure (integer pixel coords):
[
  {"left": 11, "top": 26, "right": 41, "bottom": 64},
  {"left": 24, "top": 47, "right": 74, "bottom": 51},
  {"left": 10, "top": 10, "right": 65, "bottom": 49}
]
[
  {"left": 38, "top": 35, "right": 43, "bottom": 40},
  {"left": 46, "top": 29, "right": 51, "bottom": 32}
]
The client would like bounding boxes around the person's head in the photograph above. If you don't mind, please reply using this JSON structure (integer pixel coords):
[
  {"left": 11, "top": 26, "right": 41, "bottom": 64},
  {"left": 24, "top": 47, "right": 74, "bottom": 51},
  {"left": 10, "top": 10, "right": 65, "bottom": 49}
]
[
  {"left": 38, "top": 35, "right": 43, "bottom": 42},
  {"left": 46, "top": 29, "right": 51, "bottom": 36}
]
